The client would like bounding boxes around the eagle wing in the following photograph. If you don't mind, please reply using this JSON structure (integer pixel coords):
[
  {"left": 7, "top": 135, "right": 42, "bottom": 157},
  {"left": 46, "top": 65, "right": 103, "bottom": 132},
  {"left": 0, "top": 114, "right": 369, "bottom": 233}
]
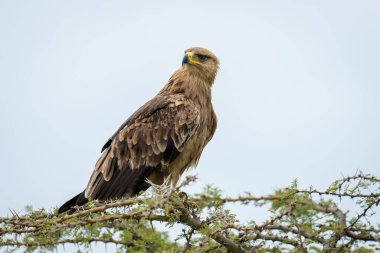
[{"left": 85, "top": 94, "right": 200, "bottom": 200}]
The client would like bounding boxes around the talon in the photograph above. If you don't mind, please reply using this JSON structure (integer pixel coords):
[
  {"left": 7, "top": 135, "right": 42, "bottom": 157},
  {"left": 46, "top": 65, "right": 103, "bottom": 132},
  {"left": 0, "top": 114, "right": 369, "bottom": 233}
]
[
  {"left": 183, "top": 201, "right": 190, "bottom": 210},
  {"left": 187, "top": 201, "right": 197, "bottom": 208},
  {"left": 178, "top": 191, "right": 188, "bottom": 202},
  {"left": 178, "top": 192, "right": 198, "bottom": 212},
  {"left": 178, "top": 191, "right": 190, "bottom": 209}
]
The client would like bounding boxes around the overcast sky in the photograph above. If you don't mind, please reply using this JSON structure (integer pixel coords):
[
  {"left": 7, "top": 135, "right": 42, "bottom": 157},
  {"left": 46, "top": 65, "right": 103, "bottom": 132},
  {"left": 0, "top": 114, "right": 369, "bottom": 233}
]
[{"left": 0, "top": 0, "right": 379, "bottom": 251}]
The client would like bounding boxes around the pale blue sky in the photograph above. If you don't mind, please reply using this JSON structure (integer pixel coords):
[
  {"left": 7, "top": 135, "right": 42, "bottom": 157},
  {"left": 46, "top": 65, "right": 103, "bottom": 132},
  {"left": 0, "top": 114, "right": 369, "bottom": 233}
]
[{"left": 0, "top": 0, "right": 379, "bottom": 249}]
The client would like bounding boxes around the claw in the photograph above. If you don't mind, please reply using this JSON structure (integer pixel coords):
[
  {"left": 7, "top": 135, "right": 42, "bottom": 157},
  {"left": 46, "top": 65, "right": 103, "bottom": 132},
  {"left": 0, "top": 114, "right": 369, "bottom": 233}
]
[{"left": 178, "top": 191, "right": 188, "bottom": 201}]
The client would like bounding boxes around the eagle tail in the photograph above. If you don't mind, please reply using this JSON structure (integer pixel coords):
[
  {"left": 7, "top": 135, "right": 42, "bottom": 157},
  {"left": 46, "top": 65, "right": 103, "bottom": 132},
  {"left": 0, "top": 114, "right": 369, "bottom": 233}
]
[{"left": 58, "top": 190, "right": 88, "bottom": 214}]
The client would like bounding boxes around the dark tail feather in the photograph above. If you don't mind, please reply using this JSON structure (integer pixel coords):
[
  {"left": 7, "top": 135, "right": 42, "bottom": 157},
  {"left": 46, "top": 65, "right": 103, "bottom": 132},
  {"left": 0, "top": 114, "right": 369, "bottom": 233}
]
[{"left": 58, "top": 191, "right": 88, "bottom": 214}]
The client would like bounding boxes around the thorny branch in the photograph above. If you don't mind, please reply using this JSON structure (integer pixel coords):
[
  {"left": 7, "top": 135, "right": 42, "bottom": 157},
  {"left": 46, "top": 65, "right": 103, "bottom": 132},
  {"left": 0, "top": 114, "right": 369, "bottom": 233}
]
[{"left": 0, "top": 172, "right": 379, "bottom": 252}]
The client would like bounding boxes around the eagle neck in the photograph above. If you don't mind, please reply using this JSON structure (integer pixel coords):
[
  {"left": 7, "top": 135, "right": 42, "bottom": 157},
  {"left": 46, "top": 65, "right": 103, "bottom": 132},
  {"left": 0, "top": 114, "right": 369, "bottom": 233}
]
[{"left": 159, "top": 68, "right": 213, "bottom": 107}]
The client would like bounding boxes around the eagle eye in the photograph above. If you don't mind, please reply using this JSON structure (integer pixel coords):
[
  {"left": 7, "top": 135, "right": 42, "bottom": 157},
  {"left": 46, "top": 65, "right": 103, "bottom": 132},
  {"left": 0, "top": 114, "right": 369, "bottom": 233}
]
[{"left": 197, "top": 54, "right": 209, "bottom": 62}]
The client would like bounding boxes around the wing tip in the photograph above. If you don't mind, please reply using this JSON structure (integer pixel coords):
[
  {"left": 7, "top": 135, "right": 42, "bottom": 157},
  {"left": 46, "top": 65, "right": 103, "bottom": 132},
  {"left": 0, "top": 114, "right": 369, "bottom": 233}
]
[{"left": 57, "top": 191, "right": 88, "bottom": 214}]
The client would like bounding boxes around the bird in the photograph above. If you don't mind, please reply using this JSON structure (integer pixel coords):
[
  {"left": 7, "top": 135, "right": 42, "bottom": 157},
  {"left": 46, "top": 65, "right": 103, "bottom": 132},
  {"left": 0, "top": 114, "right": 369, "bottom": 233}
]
[{"left": 58, "top": 47, "right": 219, "bottom": 214}]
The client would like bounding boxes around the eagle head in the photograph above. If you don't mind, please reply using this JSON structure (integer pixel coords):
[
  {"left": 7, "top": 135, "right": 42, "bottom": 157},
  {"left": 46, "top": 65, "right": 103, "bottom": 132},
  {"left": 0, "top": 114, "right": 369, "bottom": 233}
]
[{"left": 182, "top": 47, "right": 219, "bottom": 85}]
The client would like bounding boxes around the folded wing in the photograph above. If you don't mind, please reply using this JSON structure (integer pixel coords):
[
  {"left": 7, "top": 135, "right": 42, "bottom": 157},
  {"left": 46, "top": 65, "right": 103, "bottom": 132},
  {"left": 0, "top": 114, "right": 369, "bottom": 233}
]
[{"left": 85, "top": 94, "right": 200, "bottom": 200}]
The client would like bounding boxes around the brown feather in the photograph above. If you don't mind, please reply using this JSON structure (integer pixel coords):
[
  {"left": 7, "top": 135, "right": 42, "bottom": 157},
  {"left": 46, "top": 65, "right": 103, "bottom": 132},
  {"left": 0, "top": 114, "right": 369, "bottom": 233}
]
[{"left": 83, "top": 47, "right": 219, "bottom": 201}]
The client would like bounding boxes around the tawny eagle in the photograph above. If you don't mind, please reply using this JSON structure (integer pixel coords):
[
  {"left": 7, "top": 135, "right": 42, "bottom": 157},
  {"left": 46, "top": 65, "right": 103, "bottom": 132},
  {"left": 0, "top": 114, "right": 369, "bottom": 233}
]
[{"left": 58, "top": 47, "right": 219, "bottom": 214}]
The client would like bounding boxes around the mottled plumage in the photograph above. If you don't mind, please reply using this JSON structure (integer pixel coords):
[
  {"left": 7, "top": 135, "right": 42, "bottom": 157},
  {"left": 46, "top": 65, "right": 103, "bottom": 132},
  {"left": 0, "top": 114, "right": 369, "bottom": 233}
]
[{"left": 58, "top": 47, "right": 219, "bottom": 214}]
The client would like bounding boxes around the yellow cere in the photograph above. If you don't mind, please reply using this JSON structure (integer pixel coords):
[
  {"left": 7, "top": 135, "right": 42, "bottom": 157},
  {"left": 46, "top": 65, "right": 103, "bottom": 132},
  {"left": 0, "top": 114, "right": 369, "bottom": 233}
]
[{"left": 187, "top": 52, "right": 201, "bottom": 65}]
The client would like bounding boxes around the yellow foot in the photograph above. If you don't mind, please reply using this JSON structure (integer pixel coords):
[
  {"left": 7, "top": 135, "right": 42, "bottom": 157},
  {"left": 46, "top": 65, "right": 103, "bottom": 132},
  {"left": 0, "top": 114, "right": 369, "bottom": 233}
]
[{"left": 165, "top": 203, "right": 171, "bottom": 217}]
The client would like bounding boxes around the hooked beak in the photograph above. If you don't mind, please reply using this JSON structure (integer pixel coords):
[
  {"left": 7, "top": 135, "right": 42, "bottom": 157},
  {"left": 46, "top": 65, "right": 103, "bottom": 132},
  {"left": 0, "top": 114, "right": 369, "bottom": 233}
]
[
  {"left": 182, "top": 52, "right": 201, "bottom": 66},
  {"left": 182, "top": 54, "right": 189, "bottom": 65}
]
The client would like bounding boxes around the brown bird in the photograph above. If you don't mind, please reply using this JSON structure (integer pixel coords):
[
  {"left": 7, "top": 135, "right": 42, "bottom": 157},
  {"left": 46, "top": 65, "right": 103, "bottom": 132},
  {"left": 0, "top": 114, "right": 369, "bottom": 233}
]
[{"left": 58, "top": 47, "right": 219, "bottom": 214}]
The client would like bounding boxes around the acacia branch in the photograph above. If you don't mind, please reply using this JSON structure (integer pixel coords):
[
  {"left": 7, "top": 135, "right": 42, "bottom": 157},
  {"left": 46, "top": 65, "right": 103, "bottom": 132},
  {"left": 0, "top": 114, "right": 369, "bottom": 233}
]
[{"left": 0, "top": 173, "right": 379, "bottom": 252}]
